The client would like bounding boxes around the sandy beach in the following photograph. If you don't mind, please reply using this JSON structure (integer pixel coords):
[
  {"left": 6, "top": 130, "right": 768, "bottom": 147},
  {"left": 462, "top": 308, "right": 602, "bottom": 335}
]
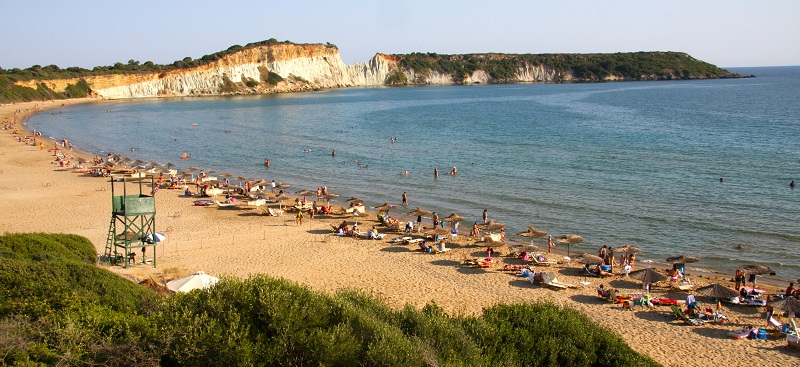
[{"left": 1, "top": 99, "right": 797, "bottom": 366}]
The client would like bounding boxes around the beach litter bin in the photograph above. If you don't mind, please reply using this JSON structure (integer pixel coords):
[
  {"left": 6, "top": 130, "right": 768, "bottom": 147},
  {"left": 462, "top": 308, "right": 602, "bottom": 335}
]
[{"left": 758, "top": 329, "right": 767, "bottom": 340}]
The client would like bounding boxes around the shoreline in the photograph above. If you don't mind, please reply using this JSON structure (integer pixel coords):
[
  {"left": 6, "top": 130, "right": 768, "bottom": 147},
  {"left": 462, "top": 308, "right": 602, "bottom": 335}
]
[
  {"left": 2, "top": 98, "right": 797, "bottom": 366},
  {"left": 12, "top": 96, "right": 794, "bottom": 288}
]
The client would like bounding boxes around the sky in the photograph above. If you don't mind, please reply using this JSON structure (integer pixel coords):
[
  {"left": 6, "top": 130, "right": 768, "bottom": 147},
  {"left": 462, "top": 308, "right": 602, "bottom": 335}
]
[{"left": 1, "top": 0, "right": 798, "bottom": 70}]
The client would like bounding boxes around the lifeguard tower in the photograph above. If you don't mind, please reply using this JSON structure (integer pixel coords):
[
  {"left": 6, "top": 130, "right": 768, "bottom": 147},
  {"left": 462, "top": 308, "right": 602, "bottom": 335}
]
[{"left": 103, "top": 175, "right": 158, "bottom": 267}]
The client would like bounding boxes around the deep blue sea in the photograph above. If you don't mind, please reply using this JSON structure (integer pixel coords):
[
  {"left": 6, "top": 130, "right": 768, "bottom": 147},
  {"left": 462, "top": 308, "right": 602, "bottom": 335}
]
[{"left": 32, "top": 66, "right": 800, "bottom": 281}]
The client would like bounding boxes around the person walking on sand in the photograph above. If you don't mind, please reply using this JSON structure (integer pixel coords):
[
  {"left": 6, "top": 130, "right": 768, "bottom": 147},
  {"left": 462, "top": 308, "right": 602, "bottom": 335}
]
[
  {"left": 402, "top": 192, "right": 408, "bottom": 207},
  {"left": 295, "top": 210, "right": 304, "bottom": 226}
]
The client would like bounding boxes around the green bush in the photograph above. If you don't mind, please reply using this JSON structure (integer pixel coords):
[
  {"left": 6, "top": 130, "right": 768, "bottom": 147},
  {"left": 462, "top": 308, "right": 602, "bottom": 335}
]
[{"left": 0, "top": 234, "right": 660, "bottom": 367}]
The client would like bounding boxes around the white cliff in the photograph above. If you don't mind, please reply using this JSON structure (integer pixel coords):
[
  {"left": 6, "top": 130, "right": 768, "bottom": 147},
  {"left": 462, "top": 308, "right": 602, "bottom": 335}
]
[{"left": 17, "top": 43, "right": 567, "bottom": 99}]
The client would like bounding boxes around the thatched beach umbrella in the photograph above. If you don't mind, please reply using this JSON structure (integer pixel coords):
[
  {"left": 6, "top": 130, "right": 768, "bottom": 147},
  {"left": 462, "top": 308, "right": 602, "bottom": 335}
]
[
  {"left": 275, "top": 183, "right": 291, "bottom": 190},
  {"left": 555, "top": 234, "right": 583, "bottom": 258},
  {"left": 426, "top": 227, "right": 451, "bottom": 236},
  {"left": 518, "top": 226, "right": 548, "bottom": 239},
  {"left": 407, "top": 207, "right": 431, "bottom": 217},
  {"left": 509, "top": 243, "right": 539, "bottom": 253},
  {"left": 295, "top": 189, "right": 316, "bottom": 199},
  {"left": 479, "top": 220, "right": 506, "bottom": 232},
  {"left": 771, "top": 297, "right": 800, "bottom": 314},
  {"left": 613, "top": 244, "right": 643, "bottom": 255},
  {"left": 441, "top": 212, "right": 466, "bottom": 223},
  {"left": 695, "top": 283, "right": 740, "bottom": 300},
  {"left": 667, "top": 255, "right": 701, "bottom": 264},
  {"left": 375, "top": 201, "right": 398, "bottom": 212},
  {"left": 184, "top": 166, "right": 200, "bottom": 172},
  {"left": 147, "top": 161, "right": 161, "bottom": 168},
  {"left": 575, "top": 253, "right": 605, "bottom": 265},
  {"left": 163, "top": 162, "right": 177, "bottom": 169},
  {"left": 629, "top": 268, "right": 668, "bottom": 284},
  {"left": 476, "top": 237, "right": 506, "bottom": 248},
  {"left": 738, "top": 264, "right": 776, "bottom": 289}
]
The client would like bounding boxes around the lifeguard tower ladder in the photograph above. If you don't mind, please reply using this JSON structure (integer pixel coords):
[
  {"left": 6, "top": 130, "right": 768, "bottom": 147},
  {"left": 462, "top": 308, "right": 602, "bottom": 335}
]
[{"left": 103, "top": 176, "right": 157, "bottom": 267}]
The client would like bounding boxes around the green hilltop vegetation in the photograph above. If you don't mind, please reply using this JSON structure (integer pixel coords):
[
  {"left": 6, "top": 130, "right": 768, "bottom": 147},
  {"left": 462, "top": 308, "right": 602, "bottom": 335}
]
[
  {"left": 0, "top": 233, "right": 661, "bottom": 367},
  {"left": 395, "top": 51, "right": 738, "bottom": 83},
  {"left": 1, "top": 38, "right": 741, "bottom": 103}
]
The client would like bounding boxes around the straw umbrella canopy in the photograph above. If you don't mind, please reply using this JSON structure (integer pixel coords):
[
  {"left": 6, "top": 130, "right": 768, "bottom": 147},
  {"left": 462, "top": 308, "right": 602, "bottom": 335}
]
[
  {"left": 295, "top": 189, "right": 316, "bottom": 198},
  {"left": 147, "top": 161, "right": 161, "bottom": 168},
  {"left": 130, "top": 159, "right": 145, "bottom": 167},
  {"left": 426, "top": 227, "right": 451, "bottom": 236},
  {"left": 555, "top": 234, "right": 583, "bottom": 258},
  {"left": 323, "top": 193, "right": 339, "bottom": 201},
  {"left": 518, "top": 226, "right": 548, "bottom": 239},
  {"left": 770, "top": 297, "right": 800, "bottom": 314},
  {"left": 695, "top": 283, "right": 741, "bottom": 300},
  {"left": 441, "top": 212, "right": 466, "bottom": 223},
  {"left": 275, "top": 183, "right": 291, "bottom": 190},
  {"left": 629, "top": 268, "right": 668, "bottom": 284},
  {"left": 575, "top": 253, "right": 605, "bottom": 265},
  {"left": 476, "top": 237, "right": 506, "bottom": 248},
  {"left": 407, "top": 207, "right": 431, "bottom": 217},
  {"left": 667, "top": 255, "right": 701, "bottom": 264},
  {"left": 163, "top": 162, "right": 177, "bottom": 169},
  {"left": 509, "top": 243, "right": 539, "bottom": 253},
  {"left": 375, "top": 201, "right": 398, "bottom": 212},
  {"left": 613, "top": 244, "right": 643, "bottom": 255},
  {"left": 738, "top": 264, "right": 776, "bottom": 275},
  {"left": 738, "top": 264, "right": 776, "bottom": 289},
  {"left": 184, "top": 166, "right": 200, "bottom": 172},
  {"left": 479, "top": 220, "right": 506, "bottom": 232}
]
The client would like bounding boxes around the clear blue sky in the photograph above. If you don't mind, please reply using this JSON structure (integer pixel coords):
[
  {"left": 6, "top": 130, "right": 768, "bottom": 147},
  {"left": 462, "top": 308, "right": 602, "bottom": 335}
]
[{"left": 1, "top": 0, "right": 798, "bottom": 70}]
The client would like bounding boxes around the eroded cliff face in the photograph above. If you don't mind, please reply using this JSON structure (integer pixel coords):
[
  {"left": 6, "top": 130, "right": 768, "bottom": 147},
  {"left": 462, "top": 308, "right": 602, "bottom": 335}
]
[{"left": 16, "top": 43, "right": 566, "bottom": 99}]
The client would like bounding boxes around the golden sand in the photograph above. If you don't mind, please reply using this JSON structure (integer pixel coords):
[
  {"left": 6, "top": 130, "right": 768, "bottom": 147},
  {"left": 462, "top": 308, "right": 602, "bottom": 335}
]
[{"left": 1, "top": 99, "right": 795, "bottom": 366}]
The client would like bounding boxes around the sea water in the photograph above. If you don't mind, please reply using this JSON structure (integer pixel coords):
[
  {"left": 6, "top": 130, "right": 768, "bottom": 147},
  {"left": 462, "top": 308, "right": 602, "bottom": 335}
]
[{"left": 32, "top": 66, "right": 800, "bottom": 281}]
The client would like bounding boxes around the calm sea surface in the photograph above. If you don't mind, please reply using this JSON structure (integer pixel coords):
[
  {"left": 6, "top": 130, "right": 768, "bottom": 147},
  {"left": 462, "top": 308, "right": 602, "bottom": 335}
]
[{"left": 33, "top": 66, "right": 800, "bottom": 281}]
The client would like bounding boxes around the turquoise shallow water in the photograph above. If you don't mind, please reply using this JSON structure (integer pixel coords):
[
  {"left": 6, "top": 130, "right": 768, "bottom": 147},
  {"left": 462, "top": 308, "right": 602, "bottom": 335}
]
[{"left": 33, "top": 66, "right": 800, "bottom": 281}]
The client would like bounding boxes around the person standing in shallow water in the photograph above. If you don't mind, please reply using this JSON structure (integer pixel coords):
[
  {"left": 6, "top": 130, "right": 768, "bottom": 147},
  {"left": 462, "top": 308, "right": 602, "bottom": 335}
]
[
  {"left": 402, "top": 192, "right": 408, "bottom": 207},
  {"left": 434, "top": 167, "right": 439, "bottom": 179},
  {"left": 483, "top": 208, "right": 488, "bottom": 224}
]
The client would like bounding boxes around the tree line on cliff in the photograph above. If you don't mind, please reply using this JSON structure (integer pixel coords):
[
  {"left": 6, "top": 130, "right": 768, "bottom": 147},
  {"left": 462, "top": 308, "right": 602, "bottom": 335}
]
[
  {"left": 397, "top": 51, "right": 738, "bottom": 83},
  {"left": 0, "top": 233, "right": 660, "bottom": 367}
]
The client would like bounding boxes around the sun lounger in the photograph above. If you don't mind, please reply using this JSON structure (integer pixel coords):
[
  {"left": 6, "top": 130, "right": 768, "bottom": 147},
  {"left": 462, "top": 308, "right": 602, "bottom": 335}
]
[
  {"left": 215, "top": 201, "right": 238, "bottom": 208},
  {"left": 539, "top": 273, "right": 568, "bottom": 289},
  {"left": 670, "top": 305, "right": 705, "bottom": 326},
  {"left": 406, "top": 238, "right": 424, "bottom": 245},
  {"left": 267, "top": 207, "right": 284, "bottom": 217},
  {"left": 671, "top": 280, "right": 694, "bottom": 291},
  {"left": 430, "top": 245, "right": 451, "bottom": 254},
  {"left": 247, "top": 199, "right": 267, "bottom": 208},
  {"left": 530, "top": 254, "right": 558, "bottom": 266},
  {"left": 547, "top": 272, "right": 576, "bottom": 288}
]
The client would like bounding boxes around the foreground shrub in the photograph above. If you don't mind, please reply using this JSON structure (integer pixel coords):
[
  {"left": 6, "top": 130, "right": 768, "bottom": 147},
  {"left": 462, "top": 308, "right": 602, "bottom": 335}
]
[{"left": 0, "top": 233, "right": 660, "bottom": 366}]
